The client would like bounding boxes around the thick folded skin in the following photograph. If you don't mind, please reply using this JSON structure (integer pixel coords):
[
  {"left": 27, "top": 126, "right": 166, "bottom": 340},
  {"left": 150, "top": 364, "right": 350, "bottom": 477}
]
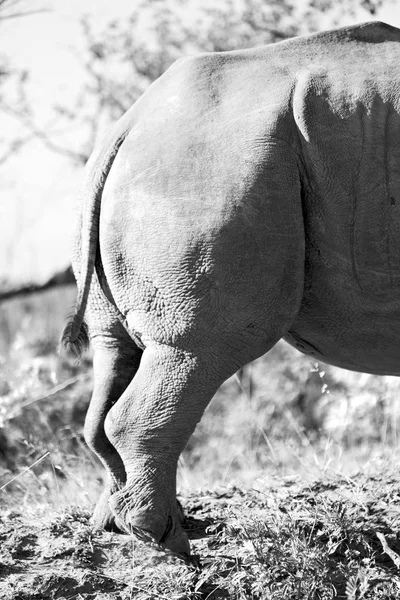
[{"left": 62, "top": 22, "right": 400, "bottom": 553}]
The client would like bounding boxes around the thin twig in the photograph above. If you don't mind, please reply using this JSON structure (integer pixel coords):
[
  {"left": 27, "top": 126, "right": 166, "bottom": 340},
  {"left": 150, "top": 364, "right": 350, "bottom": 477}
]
[
  {"left": 18, "top": 375, "right": 90, "bottom": 410},
  {"left": 377, "top": 532, "right": 400, "bottom": 569},
  {"left": 0, "top": 9, "right": 47, "bottom": 19},
  {"left": 1, "top": 104, "right": 88, "bottom": 165},
  {"left": 0, "top": 451, "right": 50, "bottom": 490}
]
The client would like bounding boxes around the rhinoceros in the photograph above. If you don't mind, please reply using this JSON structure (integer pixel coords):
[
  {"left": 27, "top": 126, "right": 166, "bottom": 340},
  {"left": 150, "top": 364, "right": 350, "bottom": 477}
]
[{"left": 62, "top": 21, "right": 400, "bottom": 555}]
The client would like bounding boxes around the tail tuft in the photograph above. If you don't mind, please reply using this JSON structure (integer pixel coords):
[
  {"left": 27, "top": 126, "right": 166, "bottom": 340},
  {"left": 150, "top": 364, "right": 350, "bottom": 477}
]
[{"left": 59, "top": 317, "right": 90, "bottom": 359}]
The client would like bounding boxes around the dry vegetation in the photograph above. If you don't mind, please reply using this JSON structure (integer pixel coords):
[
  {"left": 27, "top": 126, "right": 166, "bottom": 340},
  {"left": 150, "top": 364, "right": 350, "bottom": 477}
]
[{"left": 1, "top": 287, "right": 400, "bottom": 599}]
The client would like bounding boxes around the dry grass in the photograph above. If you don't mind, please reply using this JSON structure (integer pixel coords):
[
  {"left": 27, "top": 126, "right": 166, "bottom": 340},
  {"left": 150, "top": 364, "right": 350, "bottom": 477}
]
[
  {"left": 1, "top": 286, "right": 400, "bottom": 598},
  {"left": 2, "top": 474, "right": 400, "bottom": 599}
]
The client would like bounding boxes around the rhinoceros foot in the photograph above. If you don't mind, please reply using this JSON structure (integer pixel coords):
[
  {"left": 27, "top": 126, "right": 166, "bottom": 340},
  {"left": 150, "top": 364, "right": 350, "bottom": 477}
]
[{"left": 108, "top": 488, "right": 190, "bottom": 557}]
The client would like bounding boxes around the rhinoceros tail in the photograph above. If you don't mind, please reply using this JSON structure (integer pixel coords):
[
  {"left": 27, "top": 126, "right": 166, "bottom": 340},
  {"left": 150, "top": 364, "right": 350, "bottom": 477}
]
[
  {"left": 59, "top": 111, "right": 134, "bottom": 359},
  {"left": 60, "top": 315, "right": 90, "bottom": 359}
]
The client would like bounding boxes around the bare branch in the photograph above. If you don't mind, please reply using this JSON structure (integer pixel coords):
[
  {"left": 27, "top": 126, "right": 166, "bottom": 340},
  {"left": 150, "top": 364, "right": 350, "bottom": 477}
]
[
  {"left": 0, "top": 9, "right": 47, "bottom": 19},
  {"left": 1, "top": 103, "right": 89, "bottom": 165},
  {"left": 28, "top": 127, "right": 88, "bottom": 164},
  {"left": 0, "top": 0, "right": 29, "bottom": 7},
  {"left": 0, "top": 131, "right": 36, "bottom": 164},
  {"left": 0, "top": 0, "right": 48, "bottom": 19}
]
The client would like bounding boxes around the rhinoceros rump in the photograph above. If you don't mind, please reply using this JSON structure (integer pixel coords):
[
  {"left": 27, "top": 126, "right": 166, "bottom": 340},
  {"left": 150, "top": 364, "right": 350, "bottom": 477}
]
[{"left": 61, "top": 21, "right": 400, "bottom": 555}]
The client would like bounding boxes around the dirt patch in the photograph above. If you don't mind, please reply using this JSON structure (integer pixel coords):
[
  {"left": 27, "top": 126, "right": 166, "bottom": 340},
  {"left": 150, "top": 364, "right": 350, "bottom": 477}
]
[{"left": 2, "top": 469, "right": 400, "bottom": 599}]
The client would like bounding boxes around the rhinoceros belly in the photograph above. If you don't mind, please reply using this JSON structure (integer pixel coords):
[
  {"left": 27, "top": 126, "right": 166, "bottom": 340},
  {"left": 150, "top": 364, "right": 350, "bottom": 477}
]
[
  {"left": 285, "top": 233, "right": 400, "bottom": 375},
  {"left": 285, "top": 291, "right": 400, "bottom": 376}
]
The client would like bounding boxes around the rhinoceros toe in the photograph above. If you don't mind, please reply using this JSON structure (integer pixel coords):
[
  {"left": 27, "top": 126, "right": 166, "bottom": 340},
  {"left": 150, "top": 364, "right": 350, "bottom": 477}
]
[
  {"left": 92, "top": 488, "right": 123, "bottom": 533},
  {"left": 108, "top": 489, "right": 190, "bottom": 556}
]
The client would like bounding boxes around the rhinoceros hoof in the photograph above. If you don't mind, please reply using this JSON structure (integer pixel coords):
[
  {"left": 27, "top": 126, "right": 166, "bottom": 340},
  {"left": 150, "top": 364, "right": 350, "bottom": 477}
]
[
  {"left": 91, "top": 489, "right": 123, "bottom": 533},
  {"left": 108, "top": 489, "right": 190, "bottom": 556}
]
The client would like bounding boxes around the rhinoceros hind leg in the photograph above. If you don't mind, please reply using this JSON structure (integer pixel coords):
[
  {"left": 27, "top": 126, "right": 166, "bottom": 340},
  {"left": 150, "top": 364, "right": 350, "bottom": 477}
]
[
  {"left": 104, "top": 341, "right": 260, "bottom": 555},
  {"left": 84, "top": 339, "right": 142, "bottom": 530}
]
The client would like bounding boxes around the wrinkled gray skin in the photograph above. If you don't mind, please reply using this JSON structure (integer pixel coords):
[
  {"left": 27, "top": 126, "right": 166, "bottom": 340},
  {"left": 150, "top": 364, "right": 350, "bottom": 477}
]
[{"left": 62, "top": 22, "right": 400, "bottom": 556}]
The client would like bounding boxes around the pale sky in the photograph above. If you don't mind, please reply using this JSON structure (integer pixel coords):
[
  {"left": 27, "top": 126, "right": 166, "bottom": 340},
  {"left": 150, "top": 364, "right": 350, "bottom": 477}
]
[
  {"left": 2, "top": 0, "right": 140, "bottom": 109},
  {"left": 1, "top": 0, "right": 143, "bottom": 286},
  {"left": 1, "top": 0, "right": 400, "bottom": 286}
]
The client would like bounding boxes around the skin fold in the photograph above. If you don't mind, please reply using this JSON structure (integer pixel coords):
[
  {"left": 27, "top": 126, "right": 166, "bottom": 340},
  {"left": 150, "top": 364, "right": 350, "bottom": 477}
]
[{"left": 62, "top": 21, "right": 400, "bottom": 555}]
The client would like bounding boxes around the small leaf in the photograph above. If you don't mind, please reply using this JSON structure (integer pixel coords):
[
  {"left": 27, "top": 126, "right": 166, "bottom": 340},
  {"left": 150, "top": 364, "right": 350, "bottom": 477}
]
[{"left": 345, "top": 574, "right": 358, "bottom": 600}]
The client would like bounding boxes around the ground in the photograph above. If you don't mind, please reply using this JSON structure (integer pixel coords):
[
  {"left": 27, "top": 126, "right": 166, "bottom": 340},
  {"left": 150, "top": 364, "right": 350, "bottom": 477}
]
[
  {"left": 2, "top": 472, "right": 400, "bottom": 599},
  {"left": 2, "top": 288, "right": 400, "bottom": 599}
]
